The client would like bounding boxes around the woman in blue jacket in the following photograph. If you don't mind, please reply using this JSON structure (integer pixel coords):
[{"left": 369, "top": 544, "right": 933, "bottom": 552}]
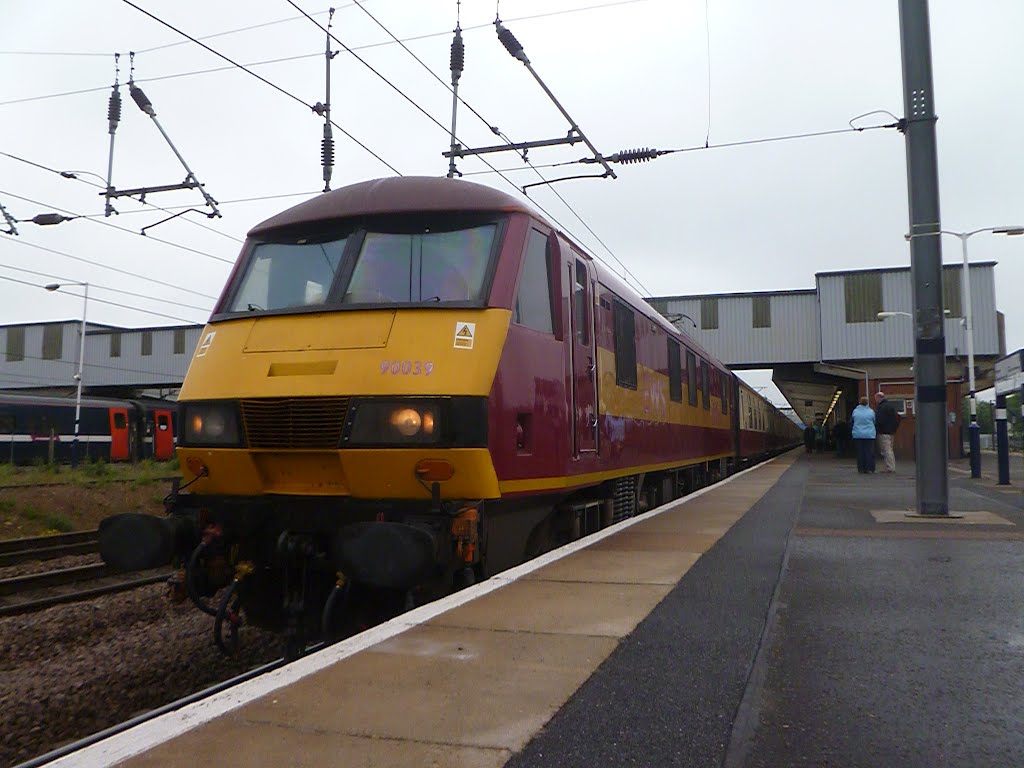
[{"left": 850, "top": 396, "right": 877, "bottom": 474}]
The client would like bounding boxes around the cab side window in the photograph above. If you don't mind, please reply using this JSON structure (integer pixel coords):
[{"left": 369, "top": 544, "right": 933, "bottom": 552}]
[
  {"left": 513, "top": 229, "right": 554, "bottom": 334},
  {"left": 613, "top": 300, "right": 637, "bottom": 389}
]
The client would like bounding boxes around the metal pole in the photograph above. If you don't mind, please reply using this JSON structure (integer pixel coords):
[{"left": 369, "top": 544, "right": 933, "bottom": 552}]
[
  {"left": 959, "top": 234, "right": 981, "bottom": 478},
  {"left": 899, "top": 0, "right": 949, "bottom": 515},
  {"left": 995, "top": 392, "right": 1009, "bottom": 484},
  {"left": 72, "top": 284, "right": 88, "bottom": 468}
]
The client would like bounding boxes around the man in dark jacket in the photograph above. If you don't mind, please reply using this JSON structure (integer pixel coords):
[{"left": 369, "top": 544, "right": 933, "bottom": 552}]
[
  {"left": 803, "top": 424, "right": 815, "bottom": 453},
  {"left": 874, "top": 391, "right": 901, "bottom": 472}
]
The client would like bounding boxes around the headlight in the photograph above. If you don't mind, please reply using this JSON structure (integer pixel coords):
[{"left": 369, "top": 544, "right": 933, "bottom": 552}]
[
  {"left": 181, "top": 402, "right": 242, "bottom": 447},
  {"left": 345, "top": 400, "right": 443, "bottom": 446}
]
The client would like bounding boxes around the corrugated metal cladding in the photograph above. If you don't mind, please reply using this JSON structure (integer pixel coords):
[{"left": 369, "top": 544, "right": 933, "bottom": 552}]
[
  {"left": 817, "top": 265, "right": 999, "bottom": 360},
  {"left": 0, "top": 323, "right": 204, "bottom": 390},
  {"left": 650, "top": 293, "right": 820, "bottom": 366}
]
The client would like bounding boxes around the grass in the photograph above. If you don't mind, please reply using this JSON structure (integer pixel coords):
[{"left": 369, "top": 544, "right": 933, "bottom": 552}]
[
  {"left": 22, "top": 504, "right": 74, "bottom": 533},
  {"left": 0, "top": 459, "right": 180, "bottom": 488}
]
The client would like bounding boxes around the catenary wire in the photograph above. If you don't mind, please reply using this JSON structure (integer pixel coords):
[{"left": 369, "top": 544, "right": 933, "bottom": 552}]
[
  {"left": 121, "top": 0, "right": 402, "bottom": 175},
  {"left": 0, "top": 189, "right": 234, "bottom": 265},
  {"left": 0, "top": 0, "right": 649, "bottom": 108},
  {"left": 289, "top": 1, "right": 649, "bottom": 294},
  {"left": 2, "top": 237, "right": 219, "bottom": 301},
  {"left": 0, "top": 262, "right": 213, "bottom": 313},
  {"left": 0, "top": 151, "right": 243, "bottom": 245},
  {"left": 0, "top": 274, "right": 204, "bottom": 324},
  {"left": 340, "top": 0, "right": 651, "bottom": 294}
]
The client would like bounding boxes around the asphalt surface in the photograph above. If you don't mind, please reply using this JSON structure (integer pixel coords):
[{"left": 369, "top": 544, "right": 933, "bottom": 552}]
[
  {"left": 508, "top": 454, "right": 1024, "bottom": 767},
  {"left": 507, "top": 459, "right": 808, "bottom": 768}
]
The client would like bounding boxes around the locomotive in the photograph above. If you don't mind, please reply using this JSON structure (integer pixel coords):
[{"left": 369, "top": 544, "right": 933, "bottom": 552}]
[{"left": 100, "top": 176, "right": 799, "bottom": 656}]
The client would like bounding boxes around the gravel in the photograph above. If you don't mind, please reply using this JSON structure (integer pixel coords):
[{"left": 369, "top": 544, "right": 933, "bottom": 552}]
[{"left": 0, "top": 582, "right": 281, "bottom": 767}]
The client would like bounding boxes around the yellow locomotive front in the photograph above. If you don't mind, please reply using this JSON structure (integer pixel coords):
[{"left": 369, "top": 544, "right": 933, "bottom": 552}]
[{"left": 99, "top": 177, "right": 531, "bottom": 656}]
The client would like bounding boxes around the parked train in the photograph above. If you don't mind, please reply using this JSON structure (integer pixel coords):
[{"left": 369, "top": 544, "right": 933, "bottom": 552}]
[
  {"left": 100, "top": 176, "right": 800, "bottom": 656},
  {"left": 0, "top": 393, "right": 176, "bottom": 464}
]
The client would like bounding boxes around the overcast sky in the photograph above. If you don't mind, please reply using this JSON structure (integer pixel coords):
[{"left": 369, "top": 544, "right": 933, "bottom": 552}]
[{"left": 2, "top": 0, "right": 1022, "bottom": 404}]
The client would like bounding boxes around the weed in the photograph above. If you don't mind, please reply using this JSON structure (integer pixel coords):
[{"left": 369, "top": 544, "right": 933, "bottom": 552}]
[{"left": 22, "top": 505, "right": 73, "bottom": 532}]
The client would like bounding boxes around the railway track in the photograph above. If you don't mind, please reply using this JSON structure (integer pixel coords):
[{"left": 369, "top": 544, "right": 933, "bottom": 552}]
[
  {"left": 0, "top": 529, "right": 100, "bottom": 567},
  {"left": 0, "top": 531, "right": 171, "bottom": 617},
  {"left": 0, "top": 563, "right": 170, "bottom": 618}
]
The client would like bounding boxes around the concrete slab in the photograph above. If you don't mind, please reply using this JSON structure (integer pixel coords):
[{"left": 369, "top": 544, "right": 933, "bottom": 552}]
[
  {"left": 598, "top": 527, "right": 723, "bottom": 553},
  {"left": 871, "top": 509, "right": 1014, "bottom": 525},
  {"left": 429, "top": 579, "right": 672, "bottom": 637},
  {"left": 125, "top": 718, "right": 511, "bottom": 768},
  {"left": 234, "top": 623, "right": 618, "bottom": 753},
  {"left": 525, "top": 548, "right": 702, "bottom": 585}
]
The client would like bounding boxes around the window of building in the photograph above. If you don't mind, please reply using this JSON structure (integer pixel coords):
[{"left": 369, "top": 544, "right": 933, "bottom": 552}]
[
  {"left": 686, "top": 350, "right": 698, "bottom": 406},
  {"left": 942, "top": 268, "right": 962, "bottom": 318},
  {"left": 110, "top": 332, "right": 121, "bottom": 358},
  {"left": 512, "top": 229, "right": 554, "bottom": 334},
  {"left": 173, "top": 328, "right": 186, "bottom": 355},
  {"left": 613, "top": 300, "right": 637, "bottom": 389},
  {"left": 574, "top": 259, "right": 589, "bottom": 345},
  {"left": 42, "top": 324, "right": 62, "bottom": 360},
  {"left": 844, "top": 272, "right": 882, "bottom": 323},
  {"left": 701, "top": 297, "right": 719, "bottom": 330},
  {"left": 668, "top": 340, "right": 682, "bottom": 403},
  {"left": 141, "top": 331, "right": 153, "bottom": 356},
  {"left": 752, "top": 295, "right": 771, "bottom": 328},
  {"left": 6, "top": 327, "right": 24, "bottom": 362}
]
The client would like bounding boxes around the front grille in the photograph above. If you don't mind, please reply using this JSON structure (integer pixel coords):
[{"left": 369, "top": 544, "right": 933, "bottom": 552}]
[{"left": 240, "top": 397, "right": 350, "bottom": 449}]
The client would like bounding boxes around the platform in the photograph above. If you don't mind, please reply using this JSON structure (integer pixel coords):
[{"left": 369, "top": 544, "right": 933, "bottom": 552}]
[{"left": 49, "top": 452, "right": 1024, "bottom": 768}]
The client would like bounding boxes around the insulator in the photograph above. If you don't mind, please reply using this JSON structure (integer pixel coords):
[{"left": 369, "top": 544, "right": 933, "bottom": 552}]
[
  {"left": 496, "top": 22, "right": 529, "bottom": 63},
  {"left": 31, "top": 213, "right": 70, "bottom": 226},
  {"left": 321, "top": 136, "right": 335, "bottom": 168},
  {"left": 130, "top": 84, "right": 155, "bottom": 116},
  {"left": 107, "top": 89, "right": 122, "bottom": 132},
  {"left": 614, "top": 148, "right": 659, "bottom": 164},
  {"left": 450, "top": 29, "right": 465, "bottom": 77}
]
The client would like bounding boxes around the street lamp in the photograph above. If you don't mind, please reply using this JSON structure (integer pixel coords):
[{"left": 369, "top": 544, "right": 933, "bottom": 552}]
[
  {"left": 43, "top": 282, "right": 89, "bottom": 467},
  {"left": 905, "top": 226, "right": 1024, "bottom": 478}
]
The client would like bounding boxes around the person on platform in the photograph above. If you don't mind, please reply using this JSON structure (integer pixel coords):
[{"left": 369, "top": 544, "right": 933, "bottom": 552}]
[
  {"left": 874, "top": 391, "right": 901, "bottom": 473},
  {"left": 851, "top": 397, "right": 877, "bottom": 474},
  {"left": 803, "top": 424, "right": 815, "bottom": 454},
  {"left": 833, "top": 419, "right": 850, "bottom": 457}
]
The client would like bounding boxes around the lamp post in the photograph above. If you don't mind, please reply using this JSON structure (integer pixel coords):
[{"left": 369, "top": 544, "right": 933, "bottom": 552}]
[
  {"left": 44, "top": 282, "right": 89, "bottom": 467},
  {"left": 905, "top": 227, "right": 1024, "bottom": 478}
]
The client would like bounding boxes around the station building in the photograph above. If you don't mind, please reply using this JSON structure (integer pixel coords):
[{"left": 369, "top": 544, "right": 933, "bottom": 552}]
[{"left": 648, "top": 262, "right": 1004, "bottom": 459}]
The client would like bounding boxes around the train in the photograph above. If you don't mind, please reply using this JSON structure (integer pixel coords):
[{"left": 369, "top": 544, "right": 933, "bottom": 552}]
[
  {"left": 99, "top": 176, "right": 800, "bottom": 657},
  {"left": 0, "top": 393, "right": 176, "bottom": 464}
]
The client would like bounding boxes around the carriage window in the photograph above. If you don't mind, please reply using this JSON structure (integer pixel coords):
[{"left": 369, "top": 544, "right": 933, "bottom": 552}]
[
  {"left": 343, "top": 225, "right": 495, "bottom": 305},
  {"left": 230, "top": 236, "right": 348, "bottom": 312},
  {"left": 700, "top": 360, "right": 710, "bottom": 410},
  {"left": 110, "top": 332, "right": 121, "bottom": 358},
  {"left": 141, "top": 331, "right": 153, "bottom": 357},
  {"left": 0, "top": 415, "right": 14, "bottom": 433},
  {"left": 574, "top": 259, "right": 589, "bottom": 345},
  {"left": 113, "top": 413, "right": 127, "bottom": 429},
  {"left": 512, "top": 229, "right": 554, "bottom": 334},
  {"left": 157, "top": 414, "right": 170, "bottom": 431},
  {"left": 668, "top": 340, "right": 682, "bottom": 403},
  {"left": 6, "top": 327, "right": 24, "bottom": 362},
  {"left": 721, "top": 372, "right": 729, "bottom": 415},
  {"left": 613, "top": 300, "right": 637, "bottom": 389},
  {"left": 42, "top": 324, "right": 62, "bottom": 360},
  {"left": 686, "top": 350, "right": 698, "bottom": 406}
]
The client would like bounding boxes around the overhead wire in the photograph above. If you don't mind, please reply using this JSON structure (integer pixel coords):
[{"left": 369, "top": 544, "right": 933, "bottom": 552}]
[
  {"left": 0, "top": 189, "right": 234, "bottom": 265},
  {"left": 0, "top": 274, "right": 204, "bottom": 324},
  {"left": 0, "top": 262, "right": 213, "bottom": 313},
  {"left": 0, "top": 0, "right": 650, "bottom": 109},
  {"left": 0, "top": 151, "right": 243, "bottom": 244},
  {"left": 120, "top": 0, "right": 402, "bottom": 175},
  {"left": 2, "top": 237, "right": 218, "bottom": 300},
  {"left": 342, "top": 0, "right": 651, "bottom": 294}
]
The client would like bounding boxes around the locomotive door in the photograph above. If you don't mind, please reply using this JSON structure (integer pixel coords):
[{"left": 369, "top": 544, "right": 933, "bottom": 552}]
[
  {"left": 570, "top": 256, "right": 598, "bottom": 454},
  {"left": 153, "top": 410, "right": 174, "bottom": 460},
  {"left": 109, "top": 408, "right": 130, "bottom": 461}
]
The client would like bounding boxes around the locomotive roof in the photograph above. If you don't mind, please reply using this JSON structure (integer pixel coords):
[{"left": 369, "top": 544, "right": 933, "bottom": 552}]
[{"left": 248, "top": 176, "right": 545, "bottom": 236}]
